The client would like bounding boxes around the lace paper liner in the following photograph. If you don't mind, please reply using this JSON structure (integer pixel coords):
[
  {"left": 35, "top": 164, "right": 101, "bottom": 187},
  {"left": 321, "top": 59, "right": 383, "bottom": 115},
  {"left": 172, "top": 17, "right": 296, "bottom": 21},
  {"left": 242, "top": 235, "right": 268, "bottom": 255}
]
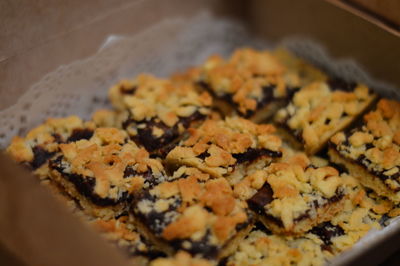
[{"left": 1, "top": 11, "right": 399, "bottom": 265}]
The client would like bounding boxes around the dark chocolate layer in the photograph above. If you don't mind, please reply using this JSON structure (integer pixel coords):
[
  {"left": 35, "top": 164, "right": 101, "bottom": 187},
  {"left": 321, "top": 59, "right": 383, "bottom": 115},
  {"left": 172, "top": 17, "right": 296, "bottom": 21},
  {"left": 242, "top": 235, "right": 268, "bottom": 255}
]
[
  {"left": 198, "top": 81, "right": 296, "bottom": 118},
  {"left": 331, "top": 132, "right": 400, "bottom": 192},
  {"left": 233, "top": 148, "right": 282, "bottom": 164},
  {"left": 248, "top": 184, "right": 344, "bottom": 229},
  {"left": 31, "top": 146, "right": 56, "bottom": 169},
  {"left": 123, "top": 112, "right": 206, "bottom": 153},
  {"left": 50, "top": 156, "right": 139, "bottom": 206},
  {"left": 310, "top": 221, "right": 344, "bottom": 251},
  {"left": 132, "top": 189, "right": 251, "bottom": 259}
]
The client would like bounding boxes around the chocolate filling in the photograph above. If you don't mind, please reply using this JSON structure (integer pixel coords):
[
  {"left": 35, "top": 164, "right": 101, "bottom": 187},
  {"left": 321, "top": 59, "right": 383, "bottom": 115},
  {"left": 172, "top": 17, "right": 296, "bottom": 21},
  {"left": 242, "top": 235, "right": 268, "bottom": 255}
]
[
  {"left": 233, "top": 148, "right": 282, "bottom": 164},
  {"left": 31, "top": 146, "right": 56, "bottom": 169},
  {"left": 123, "top": 165, "right": 160, "bottom": 187},
  {"left": 132, "top": 189, "right": 251, "bottom": 259},
  {"left": 198, "top": 81, "right": 294, "bottom": 118},
  {"left": 248, "top": 183, "right": 344, "bottom": 228},
  {"left": 50, "top": 156, "right": 132, "bottom": 206},
  {"left": 310, "top": 222, "right": 344, "bottom": 247},
  {"left": 247, "top": 183, "right": 274, "bottom": 215},
  {"left": 67, "top": 128, "right": 94, "bottom": 142},
  {"left": 123, "top": 111, "right": 206, "bottom": 152},
  {"left": 332, "top": 137, "right": 400, "bottom": 191},
  {"left": 170, "top": 230, "right": 219, "bottom": 259},
  {"left": 247, "top": 183, "right": 284, "bottom": 227}
]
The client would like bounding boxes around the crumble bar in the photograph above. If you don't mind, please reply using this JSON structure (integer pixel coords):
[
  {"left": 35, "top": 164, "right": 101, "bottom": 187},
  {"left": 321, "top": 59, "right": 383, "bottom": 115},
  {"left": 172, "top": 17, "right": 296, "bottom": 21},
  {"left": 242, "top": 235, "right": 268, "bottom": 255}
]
[
  {"left": 232, "top": 152, "right": 346, "bottom": 235},
  {"left": 275, "top": 78, "right": 377, "bottom": 155},
  {"left": 108, "top": 74, "right": 213, "bottom": 155},
  {"left": 197, "top": 48, "right": 296, "bottom": 122},
  {"left": 224, "top": 226, "right": 330, "bottom": 266},
  {"left": 48, "top": 127, "right": 167, "bottom": 218},
  {"left": 165, "top": 117, "right": 282, "bottom": 178},
  {"left": 131, "top": 166, "right": 253, "bottom": 260},
  {"left": 7, "top": 116, "right": 96, "bottom": 179},
  {"left": 90, "top": 215, "right": 165, "bottom": 265},
  {"left": 329, "top": 99, "right": 400, "bottom": 202}
]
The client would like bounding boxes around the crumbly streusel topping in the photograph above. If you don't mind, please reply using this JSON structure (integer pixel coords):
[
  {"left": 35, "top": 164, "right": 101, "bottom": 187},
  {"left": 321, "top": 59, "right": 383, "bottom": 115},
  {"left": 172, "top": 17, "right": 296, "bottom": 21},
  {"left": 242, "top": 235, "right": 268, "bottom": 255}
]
[
  {"left": 331, "top": 99, "right": 400, "bottom": 191},
  {"left": 109, "top": 74, "right": 212, "bottom": 127},
  {"left": 53, "top": 127, "right": 166, "bottom": 199},
  {"left": 328, "top": 174, "right": 387, "bottom": 252},
  {"left": 199, "top": 48, "right": 293, "bottom": 116},
  {"left": 7, "top": 116, "right": 96, "bottom": 171},
  {"left": 276, "top": 81, "right": 376, "bottom": 154},
  {"left": 233, "top": 152, "right": 344, "bottom": 230},
  {"left": 133, "top": 167, "right": 250, "bottom": 254},
  {"left": 91, "top": 109, "right": 124, "bottom": 129},
  {"left": 166, "top": 117, "right": 282, "bottom": 178},
  {"left": 226, "top": 229, "right": 328, "bottom": 266}
]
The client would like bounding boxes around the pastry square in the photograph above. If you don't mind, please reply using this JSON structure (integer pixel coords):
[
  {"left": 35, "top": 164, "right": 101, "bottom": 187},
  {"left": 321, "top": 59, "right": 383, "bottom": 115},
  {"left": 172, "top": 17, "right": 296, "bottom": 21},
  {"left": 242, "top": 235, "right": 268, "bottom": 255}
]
[
  {"left": 108, "top": 74, "right": 213, "bottom": 156},
  {"left": 131, "top": 166, "right": 253, "bottom": 260},
  {"left": 226, "top": 173, "right": 390, "bottom": 266},
  {"left": 197, "top": 48, "right": 324, "bottom": 123},
  {"left": 48, "top": 127, "right": 167, "bottom": 218},
  {"left": 275, "top": 78, "right": 377, "bottom": 155},
  {"left": 224, "top": 224, "right": 331, "bottom": 266},
  {"left": 329, "top": 99, "right": 400, "bottom": 202},
  {"left": 165, "top": 117, "right": 283, "bottom": 178},
  {"left": 324, "top": 173, "right": 390, "bottom": 253},
  {"left": 7, "top": 116, "right": 96, "bottom": 179},
  {"left": 231, "top": 152, "right": 346, "bottom": 235},
  {"left": 90, "top": 215, "right": 165, "bottom": 265}
]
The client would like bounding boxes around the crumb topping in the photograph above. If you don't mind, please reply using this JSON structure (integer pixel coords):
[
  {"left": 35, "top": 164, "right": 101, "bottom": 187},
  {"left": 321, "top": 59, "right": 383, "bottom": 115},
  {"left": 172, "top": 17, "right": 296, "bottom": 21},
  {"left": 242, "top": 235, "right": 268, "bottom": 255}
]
[
  {"left": 328, "top": 174, "right": 386, "bottom": 252},
  {"left": 109, "top": 74, "right": 212, "bottom": 127},
  {"left": 133, "top": 167, "right": 250, "bottom": 257},
  {"left": 233, "top": 152, "right": 344, "bottom": 231},
  {"left": 330, "top": 99, "right": 400, "bottom": 191},
  {"left": 7, "top": 116, "right": 96, "bottom": 172},
  {"left": 91, "top": 109, "right": 123, "bottom": 128},
  {"left": 199, "top": 48, "right": 295, "bottom": 116},
  {"left": 92, "top": 217, "right": 139, "bottom": 242},
  {"left": 166, "top": 117, "right": 282, "bottom": 178},
  {"left": 225, "top": 230, "right": 327, "bottom": 266},
  {"left": 276, "top": 81, "right": 376, "bottom": 154},
  {"left": 52, "top": 127, "right": 166, "bottom": 200}
]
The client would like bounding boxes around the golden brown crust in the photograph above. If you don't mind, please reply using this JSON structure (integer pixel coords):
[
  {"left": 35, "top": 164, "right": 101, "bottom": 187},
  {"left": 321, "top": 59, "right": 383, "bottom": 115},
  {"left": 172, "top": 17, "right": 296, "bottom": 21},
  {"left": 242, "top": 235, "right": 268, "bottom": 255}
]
[
  {"left": 232, "top": 151, "right": 345, "bottom": 234},
  {"left": 199, "top": 48, "right": 292, "bottom": 118},
  {"left": 330, "top": 99, "right": 400, "bottom": 201},
  {"left": 132, "top": 167, "right": 252, "bottom": 260},
  {"left": 109, "top": 74, "right": 212, "bottom": 127},
  {"left": 275, "top": 81, "right": 376, "bottom": 155},
  {"left": 6, "top": 116, "right": 97, "bottom": 178},
  {"left": 48, "top": 128, "right": 167, "bottom": 216},
  {"left": 225, "top": 229, "right": 329, "bottom": 266},
  {"left": 166, "top": 117, "right": 282, "bottom": 178}
]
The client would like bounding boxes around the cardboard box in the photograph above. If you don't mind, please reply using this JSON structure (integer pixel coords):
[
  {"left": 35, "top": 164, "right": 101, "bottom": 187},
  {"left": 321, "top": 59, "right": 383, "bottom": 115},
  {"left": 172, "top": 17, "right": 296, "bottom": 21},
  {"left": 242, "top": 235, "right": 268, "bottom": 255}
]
[{"left": 1, "top": 0, "right": 399, "bottom": 265}]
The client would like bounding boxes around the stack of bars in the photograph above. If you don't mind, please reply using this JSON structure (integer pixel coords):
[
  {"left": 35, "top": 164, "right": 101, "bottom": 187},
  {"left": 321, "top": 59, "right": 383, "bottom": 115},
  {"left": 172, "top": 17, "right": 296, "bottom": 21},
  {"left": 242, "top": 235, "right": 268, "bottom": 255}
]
[{"left": 7, "top": 48, "right": 400, "bottom": 266}]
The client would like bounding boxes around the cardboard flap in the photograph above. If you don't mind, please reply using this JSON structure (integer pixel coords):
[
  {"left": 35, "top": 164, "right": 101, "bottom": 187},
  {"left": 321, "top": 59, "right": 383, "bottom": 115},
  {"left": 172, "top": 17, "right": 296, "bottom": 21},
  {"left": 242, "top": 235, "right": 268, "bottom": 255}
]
[{"left": 0, "top": 154, "right": 131, "bottom": 266}]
